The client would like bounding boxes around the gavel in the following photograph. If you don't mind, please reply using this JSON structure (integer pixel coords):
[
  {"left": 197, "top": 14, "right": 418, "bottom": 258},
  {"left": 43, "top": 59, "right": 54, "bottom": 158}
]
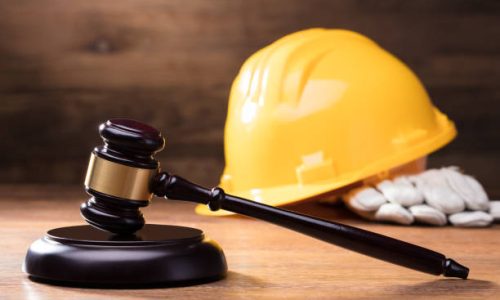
[{"left": 81, "top": 119, "right": 469, "bottom": 279}]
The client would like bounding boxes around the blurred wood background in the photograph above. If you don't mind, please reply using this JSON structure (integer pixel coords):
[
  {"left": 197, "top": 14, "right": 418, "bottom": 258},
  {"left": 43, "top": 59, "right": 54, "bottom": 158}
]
[{"left": 0, "top": 0, "right": 499, "bottom": 192}]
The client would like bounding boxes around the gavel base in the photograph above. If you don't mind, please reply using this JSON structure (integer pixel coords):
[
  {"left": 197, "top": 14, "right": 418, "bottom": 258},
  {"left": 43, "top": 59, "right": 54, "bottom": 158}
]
[{"left": 23, "top": 224, "right": 227, "bottom": 288}]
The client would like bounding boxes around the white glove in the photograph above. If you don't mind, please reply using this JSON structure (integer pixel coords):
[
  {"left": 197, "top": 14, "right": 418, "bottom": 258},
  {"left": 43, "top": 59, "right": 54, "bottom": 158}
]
[{"left": 343, "top": 167, "right": 498, "bottom": 227}]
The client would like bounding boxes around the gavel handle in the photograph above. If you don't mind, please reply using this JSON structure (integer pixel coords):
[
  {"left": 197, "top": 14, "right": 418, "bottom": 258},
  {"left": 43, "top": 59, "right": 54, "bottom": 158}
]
[{"left": 153, "top": 172, "right": 468, "bottom": 279}]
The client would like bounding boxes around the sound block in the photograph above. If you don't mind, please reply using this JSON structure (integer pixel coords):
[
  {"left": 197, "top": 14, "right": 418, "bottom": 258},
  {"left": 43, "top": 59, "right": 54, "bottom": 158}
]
[{"left": 24, "top": 224, "right": 227, "bottom": 287}]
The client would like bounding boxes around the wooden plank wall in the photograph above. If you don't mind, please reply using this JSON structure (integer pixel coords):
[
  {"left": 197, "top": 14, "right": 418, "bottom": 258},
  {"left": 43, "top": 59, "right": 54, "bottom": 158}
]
[{"left": 0, "top": 0, "right": 499, "bottom": 192}]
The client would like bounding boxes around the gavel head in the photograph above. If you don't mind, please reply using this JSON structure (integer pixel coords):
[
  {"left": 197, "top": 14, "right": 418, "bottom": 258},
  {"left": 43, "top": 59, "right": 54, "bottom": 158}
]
[{"left": 80, "top": 119, "right": 165, "bottom": 235}]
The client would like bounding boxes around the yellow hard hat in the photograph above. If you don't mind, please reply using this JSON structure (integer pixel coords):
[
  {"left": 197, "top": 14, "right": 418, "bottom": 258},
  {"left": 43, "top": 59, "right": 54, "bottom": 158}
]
[{"left": 196, "top": 28, "right": 456, "bottom": 216}]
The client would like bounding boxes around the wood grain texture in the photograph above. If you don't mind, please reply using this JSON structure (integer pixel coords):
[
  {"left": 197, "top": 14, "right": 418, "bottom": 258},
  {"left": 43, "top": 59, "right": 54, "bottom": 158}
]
[
  {"left": 0, "top": 185, "right": 499, "bottom": 299},
  {"left": 0, "top": 0, "right": 499, "bottom": 189}
]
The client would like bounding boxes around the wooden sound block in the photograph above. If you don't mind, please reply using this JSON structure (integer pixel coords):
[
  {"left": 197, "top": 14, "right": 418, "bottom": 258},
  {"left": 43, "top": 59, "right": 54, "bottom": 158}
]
[{"left": 24, "top": 224, "right": 227, "bottom": 287}]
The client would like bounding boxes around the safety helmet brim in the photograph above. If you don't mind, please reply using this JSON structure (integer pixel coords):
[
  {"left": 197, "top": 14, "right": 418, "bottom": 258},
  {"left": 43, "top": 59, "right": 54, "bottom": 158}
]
[{"left": 197, "top": 119, "right": 456, "bottom": 216}]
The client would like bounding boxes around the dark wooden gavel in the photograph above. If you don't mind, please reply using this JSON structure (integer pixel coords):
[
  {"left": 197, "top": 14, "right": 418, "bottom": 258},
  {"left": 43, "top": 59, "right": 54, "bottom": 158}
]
[{"left": 81, "top": 119, "right": 469, "bottom": 279}]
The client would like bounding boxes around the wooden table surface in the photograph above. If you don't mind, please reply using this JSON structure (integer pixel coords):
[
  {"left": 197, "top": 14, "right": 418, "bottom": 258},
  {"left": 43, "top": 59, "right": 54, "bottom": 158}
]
[{"left": 1, "top": 185, "right": 499, "bottom": 299}]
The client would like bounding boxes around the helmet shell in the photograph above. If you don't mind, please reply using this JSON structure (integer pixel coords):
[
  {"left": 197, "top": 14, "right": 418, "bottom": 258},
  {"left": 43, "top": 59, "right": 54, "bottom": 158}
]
[{"left": 197, "top": 28, "right": 455, "bottom": 215}]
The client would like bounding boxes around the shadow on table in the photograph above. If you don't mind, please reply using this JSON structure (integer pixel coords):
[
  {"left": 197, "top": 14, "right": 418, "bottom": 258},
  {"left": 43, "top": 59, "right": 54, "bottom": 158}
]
[
  {"left": 214, "top": 270, "right": 269, "bottom": 288},
  {"left": 394, "top": 279, "right": 497, "bottom": 296},
  {"left": 23, "top": 271, "right": 267, "bottom": 290}
]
